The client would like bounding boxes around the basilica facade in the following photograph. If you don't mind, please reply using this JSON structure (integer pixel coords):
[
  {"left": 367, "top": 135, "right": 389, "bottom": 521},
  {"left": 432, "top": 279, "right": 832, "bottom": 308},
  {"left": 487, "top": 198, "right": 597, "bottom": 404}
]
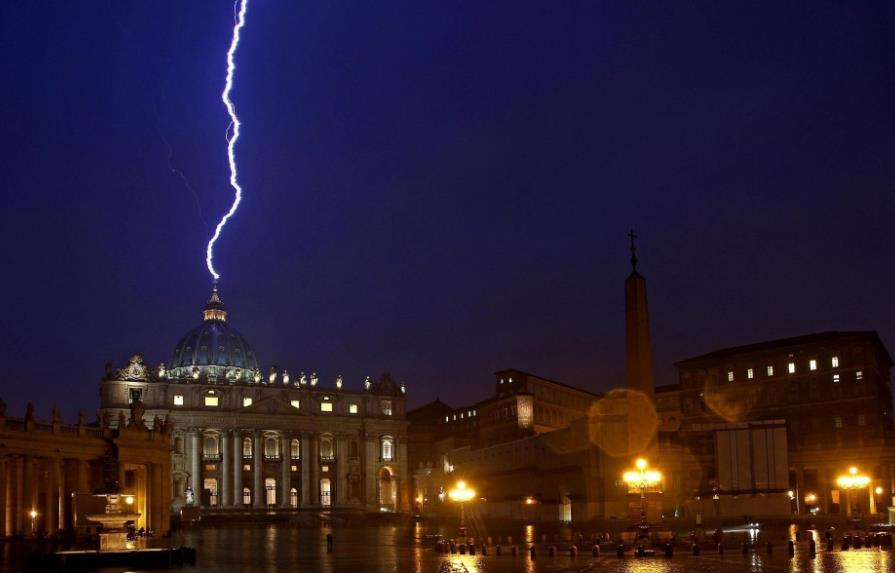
[{"left": 99, "top": 286, "right": 409, "bottom": 515}]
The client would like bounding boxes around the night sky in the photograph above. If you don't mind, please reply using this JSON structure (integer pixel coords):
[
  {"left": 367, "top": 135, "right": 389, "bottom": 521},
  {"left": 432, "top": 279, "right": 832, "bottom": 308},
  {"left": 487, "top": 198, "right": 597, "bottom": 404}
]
[{"left": 2, "top": 2, "right": 894, "bottom": 420}]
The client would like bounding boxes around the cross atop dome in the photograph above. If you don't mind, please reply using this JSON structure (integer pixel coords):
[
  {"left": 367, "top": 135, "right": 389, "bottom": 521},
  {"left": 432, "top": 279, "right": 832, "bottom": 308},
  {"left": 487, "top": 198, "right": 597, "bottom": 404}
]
[{"left": 203, "top": 284, "right": 228, "bottom": 322}]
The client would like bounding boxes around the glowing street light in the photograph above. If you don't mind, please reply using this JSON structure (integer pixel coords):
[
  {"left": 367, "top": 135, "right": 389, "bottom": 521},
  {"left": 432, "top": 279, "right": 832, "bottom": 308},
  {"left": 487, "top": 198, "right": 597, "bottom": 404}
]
[
  {"left": 29, "top": 509, "right": 37, "bottom": 535},
  {"left": 448, "top": 480, "right": 476, "bottom": 536},
  {"left": 836, "top": 466, "right": 871, "bottom": 518},
  {"left": 623, "top": 458, "right": 662, "bottom": 531}
]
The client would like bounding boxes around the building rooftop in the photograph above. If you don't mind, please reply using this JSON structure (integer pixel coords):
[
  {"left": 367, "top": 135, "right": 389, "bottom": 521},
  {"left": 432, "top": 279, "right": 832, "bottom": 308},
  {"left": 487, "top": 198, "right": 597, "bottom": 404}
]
[{"left": 674, "top": 330, "right": 892, "bottom": 367}]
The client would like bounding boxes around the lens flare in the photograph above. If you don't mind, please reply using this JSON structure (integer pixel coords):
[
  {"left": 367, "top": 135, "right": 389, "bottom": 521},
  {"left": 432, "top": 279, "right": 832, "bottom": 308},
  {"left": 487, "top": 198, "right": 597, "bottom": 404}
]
[{"left": 206, "top": 0, "right": 249, "bottom": 281}]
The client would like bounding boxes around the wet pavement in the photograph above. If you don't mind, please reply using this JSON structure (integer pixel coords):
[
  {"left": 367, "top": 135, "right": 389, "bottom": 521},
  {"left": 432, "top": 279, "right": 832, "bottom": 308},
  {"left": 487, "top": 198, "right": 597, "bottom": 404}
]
[{"left": 4, "top": 521, "right": 894, "bottom": 572}]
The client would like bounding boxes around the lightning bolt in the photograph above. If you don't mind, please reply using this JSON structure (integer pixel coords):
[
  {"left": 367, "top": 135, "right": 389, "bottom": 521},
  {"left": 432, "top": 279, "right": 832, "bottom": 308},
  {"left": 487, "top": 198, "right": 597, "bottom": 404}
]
[{"left": 206, "top": 0, "right": 249, "bottom": 281}]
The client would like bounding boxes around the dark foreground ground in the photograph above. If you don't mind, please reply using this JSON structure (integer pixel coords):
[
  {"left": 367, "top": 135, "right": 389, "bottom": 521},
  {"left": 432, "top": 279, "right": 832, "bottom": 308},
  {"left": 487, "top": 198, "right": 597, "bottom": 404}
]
[{"left": 3, "top": 519, "right": 893, "bottom": 572}]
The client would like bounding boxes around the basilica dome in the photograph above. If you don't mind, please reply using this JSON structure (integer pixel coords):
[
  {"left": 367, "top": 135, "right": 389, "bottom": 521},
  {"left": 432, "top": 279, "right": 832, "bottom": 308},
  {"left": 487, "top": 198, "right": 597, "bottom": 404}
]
[{"left": 166, "top": 285, "right": 260, "bottom": 382}]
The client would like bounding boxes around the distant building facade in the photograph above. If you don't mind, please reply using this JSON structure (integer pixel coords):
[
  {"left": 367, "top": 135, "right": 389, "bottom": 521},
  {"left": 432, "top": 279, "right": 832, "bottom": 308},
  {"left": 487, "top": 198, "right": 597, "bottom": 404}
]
[
  {"left": 0, "top": 401, "right": 171, "bottom": 537},
  {"left": 99, "top": 287, "right": 410, "bottom": 515}
]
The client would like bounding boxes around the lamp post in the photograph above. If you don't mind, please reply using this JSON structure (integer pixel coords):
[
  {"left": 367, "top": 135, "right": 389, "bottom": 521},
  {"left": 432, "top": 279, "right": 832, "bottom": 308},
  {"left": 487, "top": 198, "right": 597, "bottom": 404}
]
[
  {"left": 448, "top": 480, "right": 475, "bottom": 537},
  {"left": 623, "top": 458, "right": 662, "bottom": 536},
  {"left": 836, "top": 466, "right": 870, "bottom": 520},
  {"left": 29, "top": 510, "right": 37, "bottom": 535}
]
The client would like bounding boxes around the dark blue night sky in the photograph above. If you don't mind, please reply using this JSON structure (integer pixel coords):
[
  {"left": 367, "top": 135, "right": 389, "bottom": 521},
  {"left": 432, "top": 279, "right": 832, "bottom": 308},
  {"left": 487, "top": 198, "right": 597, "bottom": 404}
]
[{"left": 1, "top": 1, "right": 894, "bottom": 419}]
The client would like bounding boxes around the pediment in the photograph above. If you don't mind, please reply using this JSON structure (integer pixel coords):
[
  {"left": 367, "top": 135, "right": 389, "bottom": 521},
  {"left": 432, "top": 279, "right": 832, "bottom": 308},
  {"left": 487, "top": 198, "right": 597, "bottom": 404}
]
[{"left": 240, "top": 395, "right": 302, "bottom": 415}]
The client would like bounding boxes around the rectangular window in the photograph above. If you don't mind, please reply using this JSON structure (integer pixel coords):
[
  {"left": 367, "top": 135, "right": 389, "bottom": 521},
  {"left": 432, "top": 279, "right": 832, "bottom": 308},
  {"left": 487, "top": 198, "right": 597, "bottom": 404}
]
[
  {"left": 128, "top": 388, "right": 142, "bottom": 404},
  {"left": 291, "top": 465, "right": 298, "bottom": 472},
  {"left": 290, "top": 400, "right": 300, "bottom": 409},
  {"left": 857, "top": 414, "right": 866, "bottom": 426},
  {"left": 381, "top": 400, "right": 393, "bottom": 416},
  {"left": 831, "top": 356, "right": 839, "bottom": 368},
  {"left": 349, "top": 403, "right": 359, "bottom": 414},
  {"left": 243, "top": 464, "right": 251, "bottom": 471},
  {"left": 727, "top": 371, "right": 734, "bottom": 382},
  {"left": 747, "top": 368, "right": 754, "bottom": 380},
  {"left": 173, "top": 394, "right": 184, "bottom": 406},
  {"left": 788, "top": 362, "right": 796, "bottom": 374},
  {"left": 833, "top": 374, "right": 840, "bottom": 383},
  {"left": 320, "top": 402, "right": 333, "bottom": 412},
  {"left": 834, "top": 416, "right": 843, "bottom": 429},
  {"left": 856, "top": 370, "right": 863, "bottom": 381},
  {"left": 767, "top": 365, "right": 774, "bottom": 376},
  {"left": 243, "top": 397, "right": 253, "bottom": 407},
  {"left": 809, "top": 359, "right": 817, "bottom": 371},
  {"left": 321, "top": 465, "right": 329, "bottom": 473},
  {"left": 205, "top": 395, "right": 219, "bottom": 407}
]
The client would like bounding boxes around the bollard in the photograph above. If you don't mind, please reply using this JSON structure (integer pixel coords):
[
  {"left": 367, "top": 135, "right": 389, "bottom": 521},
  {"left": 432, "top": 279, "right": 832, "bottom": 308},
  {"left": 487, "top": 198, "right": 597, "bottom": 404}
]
[
  {"left": 766, "top": 541, "right": 773, "bottom": 554},
  {"left": 530, "top": 545, "right": 536, "bottom": 559},
  {"left": 481, "top": 545, "right": 488, "bottom": 556},
  {"left": 809, "top": 538, "right": 816, "bottom": 557},
  {"left": 496, "top": 544, "right": 501, "bottom": 556},
  {"left": 742, "top": 541, "right": 749, "bottom": 555},
  {"left": 548, "top": 546, "right": 556, "bottom": 557},
  {"left": 578, "top": 534, "right": 584, "bottom": 548},
  {"left": 469, "top": 544, "right": 476, "bottom": 556},
  {"left": 511, "top": 545, "right": 518, "bottom": 557},
  {"left": 636, "top": 545, "right": 645, "bottom": 558},
  {"left": 450, "top": 541, "right": 456, "bottom": 554},
  {"left": 617, "top": 544, "right": 625, "bottom": 558},
  {"left": 326, "top": 533, "right": 334, "bottom": 553},
  {"left": 692, "top": 543, "right": 700, "bottom": 556},
  {"left": 570, "top": 545, "right": 578, "bottom": 558},
  {"left": 718, "top": 543, "right": 724, "bottom": 555},
  {"left": 842, "top": 537, "right": 850, "bottom": 551},
  {"left": 664, "top": 542, "right": 673, "bottom": 558},
  {"left": 788, "top": 540, "right": 795, "bottom": 557},
  {"left": 459, "top": 544, "right": 466, "bottom": 555},
  {"left": 853, "top": 536, "right": 862, "bottom": 550},
  {"left": 592, "top": 544, "right": 600, "bottom": 557}
]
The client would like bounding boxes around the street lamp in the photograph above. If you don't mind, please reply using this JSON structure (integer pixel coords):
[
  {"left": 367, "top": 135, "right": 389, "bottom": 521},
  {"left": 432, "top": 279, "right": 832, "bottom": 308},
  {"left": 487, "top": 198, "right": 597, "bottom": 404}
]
[
  {"left": 448, "top": 480, "right": 475, "bottom": 537},
  {"left": 836, "top": 466, "right": 871, "bottom": 518},
  {"left": 29, "top": 509, "right": 37, "bottom": 535},
  {"left": 623, "top": 458, "right": 662, "bottom": 534}
]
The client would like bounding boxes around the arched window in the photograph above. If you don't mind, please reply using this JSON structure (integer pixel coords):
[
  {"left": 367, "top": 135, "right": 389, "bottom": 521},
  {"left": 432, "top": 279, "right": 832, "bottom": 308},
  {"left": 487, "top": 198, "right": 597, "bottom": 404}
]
[
  {"left": 380, "top": 436, "right": 394, "bottom": 462},
  {"left": 265, "top": 478, "right": 277, "bottom": 506},
  {"left": 242, "top": 487, "right": 251, "bottom": 505},
  {"left": 320, "top": 478, "right": 332, "bottom": 507},
  {"left": 264, "top": 436, "right": 279, "bottom": 459},
  {"left": 203, "top": 434, "right": 219, "bottom": 458},
  {"left": 203, "top": 478, "right": 219, "bottom": 506},
  {"left": 319, "top": 436, "right": 334, "bottom": 460},
  {"left": 378, "top": 467, "right": 396, "bottom": 510},
  {"left": 290, "top": 438, "right": 300, "bottom": 460},
  {"left": 174, "top": 436, "right": 184, "bottom": 454},
  {"left": 243, "top": 437, "right": 253, "bottom": 458},
  {"left": 290, "top": 487, "right": 298, "bottom": 508}
]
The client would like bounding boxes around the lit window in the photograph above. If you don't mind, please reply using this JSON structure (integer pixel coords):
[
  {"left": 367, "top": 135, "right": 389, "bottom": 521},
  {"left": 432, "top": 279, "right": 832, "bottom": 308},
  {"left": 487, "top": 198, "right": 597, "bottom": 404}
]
[
  {"left": 833, "top": 374, "right": 840, "bottom": 383},
  {"left": 380, "top": 436, "right": 394, "bottom": 461},
  {"left": 321, "top": 465, "right": 329, "bottom": 473},
  {"left": 243, "top": 464, "right": 250, "bottom": 471},
  {"left": 788, "top": 362, "right": 796, "bottom": 374},
  {"left": 856, "top": 370, "right": 863, "bottom": 381},
  {"left": 349, "top": 403, "right": 358, "bottom": 414},
  {"left": 290, "top": 400, "right": 300, "bottom": 409},
  {"left": 381, "top": 400, "right": 393, "bottom": 416},
  {"left": 173, "top": 395, "right": 184, "bottom": 406},
  {"left": 452, "top": 414, "right": 457, "bottom": 421},
  {"left": 767, "top": 365, "right": 774, "bottom": 376},
  {"left": 834, "top": 416, "right": 843, "bottom": 429},
  {"left": 857, "top": 414, "right": 866, "bottom": 426},
  {"left": 243, "top": 437, "right": 253, "bottom": 458},
  {"left": 831, "top": 356, "right": 839, "bottom": 368},
  {"left": 508, "top": 377, "right": 513, "bottom": 383},
  {"left": 747, "top": 368, "right": 754, "bottom": 380},
  {"left": 320, "top": 402, "right": 333, "bottom": 412},
  {"left": 500, "top": 379, "right": 504, "bottom": 384},
  {"left": 242, "top": 487, "right": 251, "bottom": 505},
  {"left": 205, "top": 395, "right": 219, "bottom": 407},
  {"left": 809, "top": 359, "right": 817, "bottom": 371},
  {"left": 291, "top": 465, "right": 298, "bottom": 472},
  {"left": 243, "top": 397, "right": 253, "bottom": 407},
  {"left": 727, "top": 371, "right": 734, "bottom": 382},
  {"left": 290, "top": 439, "right": 300, "bottom": 460},
  {"left": 460, "top": 413, "right": 464, "bottom": 419},
  {"left": 444, "top": 415, "right": 449, "bottom": 422}
]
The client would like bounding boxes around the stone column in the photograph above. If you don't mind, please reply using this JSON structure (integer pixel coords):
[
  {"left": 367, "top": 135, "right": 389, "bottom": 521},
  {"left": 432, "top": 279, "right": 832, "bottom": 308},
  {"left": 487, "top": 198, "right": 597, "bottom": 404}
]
[
  {"left": 253, "top": 432, "right": 264, "bottom": 508},
  {"left": 280, "top": 434, "right": 291, "bottom": 508},
  {"left": 45, "top": 458, "right": 58, "bottom": 533},
  {"left": 364, "top": 435, "right": 378, "bottom": 510},
  {"left": 221, "top": 431, "right": 232, "bottom": 507},
  {"left": 189, "top": 430, "right": 201, "bottom": 505},
  {"left": 309, "top": 435, "right": 319, "bottom": 506},
  {"left": 0, "top": 456, "right": 7, "bottom": 537},
  {"left": 233, "top": 431, "right": 243, "bottom": 507},
  {"left": 14, "top": 456, "right": 25, "bottom": 536},
  {"left": 77, "top": 459, "right": 90, "bottom": 493},
  {"left": 22, "top": 456, "right": 35, "bottom": 536},
  {"left": 300, "top": 434, "right": 310, "bottom": 508},
  {"left": 397, "top": 437, "right": 409, "bottom": 512},
  {"left": 336, "top": 435, "right": 348, "bottom": 508}
]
